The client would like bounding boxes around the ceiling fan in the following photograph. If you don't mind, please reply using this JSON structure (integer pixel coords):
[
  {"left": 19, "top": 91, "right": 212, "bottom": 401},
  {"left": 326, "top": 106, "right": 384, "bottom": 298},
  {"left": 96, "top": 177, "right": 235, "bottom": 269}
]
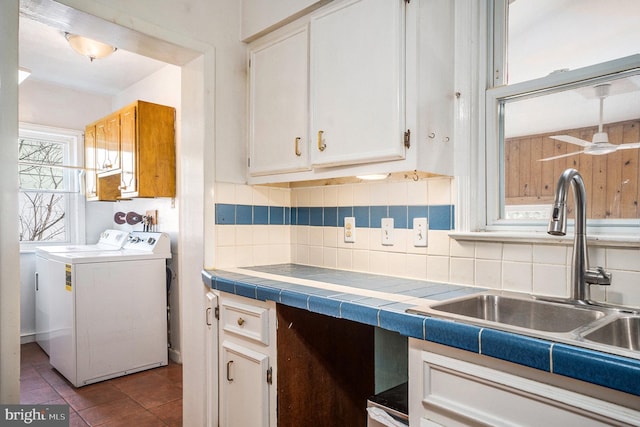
[{"left": 539, "top": 83, "right": 640, "bottom": 162}]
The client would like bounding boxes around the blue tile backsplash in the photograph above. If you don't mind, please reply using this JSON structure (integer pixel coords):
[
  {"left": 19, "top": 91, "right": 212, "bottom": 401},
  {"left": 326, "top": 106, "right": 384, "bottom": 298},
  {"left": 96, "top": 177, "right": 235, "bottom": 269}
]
[{"left": 215, "top": 203, "right": 454, "bottom": 230}]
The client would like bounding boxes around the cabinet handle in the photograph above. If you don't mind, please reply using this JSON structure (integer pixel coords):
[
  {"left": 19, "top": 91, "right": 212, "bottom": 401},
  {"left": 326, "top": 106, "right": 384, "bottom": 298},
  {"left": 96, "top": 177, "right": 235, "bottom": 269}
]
[
  {"left": 294, "top": 137, "right": 302, "bottom": 157},
  {"left": 237, "top": 317, "right": 245, "bottom": 326},
  {"left": 227, "top": 360, "right": 234, "bottom": 382},
  {"left": 317, "top": 130, "right": 326, "bottom": 152},
  {"left": 34, "top": 272, "right": 39, "bottom": 292}
]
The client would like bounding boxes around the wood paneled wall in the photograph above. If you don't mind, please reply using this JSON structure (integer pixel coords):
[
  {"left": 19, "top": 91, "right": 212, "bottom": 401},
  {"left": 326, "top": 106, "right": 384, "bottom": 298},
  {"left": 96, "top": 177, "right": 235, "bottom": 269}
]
[{"left": 505, "top": 119, "right": 640, "bottom": 219}]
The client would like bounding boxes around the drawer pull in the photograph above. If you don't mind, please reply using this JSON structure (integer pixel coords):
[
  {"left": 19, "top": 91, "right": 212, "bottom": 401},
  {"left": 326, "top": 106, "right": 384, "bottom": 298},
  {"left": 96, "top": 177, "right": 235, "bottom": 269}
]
[
  {"left": 237, "top": 317, "right": 245, "bottom": 326},
  {"left": 227, "top": 360, "right": 234, "bottom": 382}
]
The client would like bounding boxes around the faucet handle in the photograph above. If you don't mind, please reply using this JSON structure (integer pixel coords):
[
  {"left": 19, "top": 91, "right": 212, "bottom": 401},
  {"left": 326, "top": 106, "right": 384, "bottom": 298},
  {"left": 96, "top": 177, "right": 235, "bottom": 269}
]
[{"left": 585, "top": 266, "right": 612, "bottom": 286}]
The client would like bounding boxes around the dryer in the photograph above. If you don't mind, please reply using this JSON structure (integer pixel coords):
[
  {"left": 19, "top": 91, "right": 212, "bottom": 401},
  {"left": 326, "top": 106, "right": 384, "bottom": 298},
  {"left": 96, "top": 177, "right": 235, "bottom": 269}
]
[
  {"left": 45, "top": 231, "right": 171, "bottom": 387},
  {"left": 35, "top": 229, "right": 130, "bottom": 354}
]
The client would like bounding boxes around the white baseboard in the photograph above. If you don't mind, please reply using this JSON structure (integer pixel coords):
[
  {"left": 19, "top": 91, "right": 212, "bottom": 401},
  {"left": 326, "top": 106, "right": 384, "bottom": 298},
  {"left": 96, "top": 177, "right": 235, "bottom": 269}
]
[
  {"left": 20, "top": 333, "right": 36, "bottom": 344},
  {"left": 169, "top": 347, "right": 182, "bottom": 364}
]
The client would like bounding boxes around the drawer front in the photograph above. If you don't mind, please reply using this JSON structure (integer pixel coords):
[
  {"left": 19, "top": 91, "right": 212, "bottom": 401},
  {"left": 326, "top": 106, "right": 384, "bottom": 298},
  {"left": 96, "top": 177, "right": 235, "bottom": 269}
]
[{"left": 221, "top": 299, "right": 270, "bottom": 345}]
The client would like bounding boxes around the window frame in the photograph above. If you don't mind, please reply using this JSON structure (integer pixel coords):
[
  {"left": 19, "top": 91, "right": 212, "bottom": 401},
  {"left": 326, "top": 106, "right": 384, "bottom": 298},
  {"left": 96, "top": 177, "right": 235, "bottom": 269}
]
[
  {"left": 461, "top": 0, "right": 640, "bottom": 240},
  {"left": 18, "top": 123, "right": 86, "bottom": 250}
]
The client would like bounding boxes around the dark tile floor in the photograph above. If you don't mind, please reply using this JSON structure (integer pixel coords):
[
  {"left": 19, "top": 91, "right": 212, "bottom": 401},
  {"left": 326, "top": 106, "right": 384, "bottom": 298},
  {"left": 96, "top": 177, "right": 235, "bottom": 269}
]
[{"left": 20, "top": 342, "right": 183, "bottom": 426}]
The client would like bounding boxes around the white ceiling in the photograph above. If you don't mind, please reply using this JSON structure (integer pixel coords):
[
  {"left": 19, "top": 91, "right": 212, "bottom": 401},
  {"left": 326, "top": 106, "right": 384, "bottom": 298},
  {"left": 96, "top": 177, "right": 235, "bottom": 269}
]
[{"left": 19, "top": 15, "right": 170, "bottom": 96}]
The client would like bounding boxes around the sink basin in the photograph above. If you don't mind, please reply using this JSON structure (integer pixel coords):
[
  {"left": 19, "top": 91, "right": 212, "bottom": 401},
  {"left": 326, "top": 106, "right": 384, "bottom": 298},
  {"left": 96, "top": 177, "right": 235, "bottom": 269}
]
[
  {"left": 582, "top": 316, "right": 640, "bottom": 350},
  {"left": 426, "top": 294, "right": 606, "bottom": 333}
]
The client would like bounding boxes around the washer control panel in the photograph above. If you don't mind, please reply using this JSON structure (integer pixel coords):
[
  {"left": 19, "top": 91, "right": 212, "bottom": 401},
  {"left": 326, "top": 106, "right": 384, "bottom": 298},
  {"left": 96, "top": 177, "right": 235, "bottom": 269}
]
[{"left": 124, "top": 232, "right": 171, "bottom": 257}]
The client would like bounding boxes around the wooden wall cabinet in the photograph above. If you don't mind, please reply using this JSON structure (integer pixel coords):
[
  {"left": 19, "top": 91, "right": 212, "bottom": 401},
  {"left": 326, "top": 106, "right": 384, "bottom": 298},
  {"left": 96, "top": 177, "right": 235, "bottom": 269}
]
[
  {"left": 84, "top": 100, "right": 175, "bottom": 201},
  {"left": 84, "top": 126, "right": 97, "bottom": 200}
]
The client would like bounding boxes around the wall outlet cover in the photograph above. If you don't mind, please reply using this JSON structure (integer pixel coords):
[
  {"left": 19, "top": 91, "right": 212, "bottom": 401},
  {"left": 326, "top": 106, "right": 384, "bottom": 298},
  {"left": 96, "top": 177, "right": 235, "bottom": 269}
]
[
  {"left": 381, "top": 218, "right": 394, "bottom": 246},
  {"left": 344, "top": 217, "right": 356, "bottom": 243},
  {"left": 413, "top": 217, "right": 428, "bottom": 247}
]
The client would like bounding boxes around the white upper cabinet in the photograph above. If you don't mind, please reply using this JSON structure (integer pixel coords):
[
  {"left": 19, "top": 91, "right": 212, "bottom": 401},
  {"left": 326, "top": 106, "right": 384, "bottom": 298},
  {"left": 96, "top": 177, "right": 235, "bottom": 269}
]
[
  {"left": 416, "top": 0, "right": 455, "bottom": 176},
  {"left": 245, "top": 0, "right": 456, "bottom": 184},
  {"left": 309, "top": 0, "right": 406, "bottom": 168},
  {"left": 249, "top": 26, "right": 310, "bottom": 176}
]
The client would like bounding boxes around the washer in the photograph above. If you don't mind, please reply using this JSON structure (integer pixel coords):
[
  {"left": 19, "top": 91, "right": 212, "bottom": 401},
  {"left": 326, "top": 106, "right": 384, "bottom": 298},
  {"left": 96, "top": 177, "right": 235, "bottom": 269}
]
[
  {"left": 45, "top": 231, "right": 171, "bottom": 387},
  {"left": 35, "top": 229, "right": 130, "bottom": 354}
]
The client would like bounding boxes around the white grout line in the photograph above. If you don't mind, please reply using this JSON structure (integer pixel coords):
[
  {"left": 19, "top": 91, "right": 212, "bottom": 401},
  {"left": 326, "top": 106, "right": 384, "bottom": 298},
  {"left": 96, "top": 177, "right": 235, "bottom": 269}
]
[
  {"left": 479, "top": 328, "right": 484, "bottom": 354},
  {"left": 550, "top": 343, "right": 555, "bottom": 373}
]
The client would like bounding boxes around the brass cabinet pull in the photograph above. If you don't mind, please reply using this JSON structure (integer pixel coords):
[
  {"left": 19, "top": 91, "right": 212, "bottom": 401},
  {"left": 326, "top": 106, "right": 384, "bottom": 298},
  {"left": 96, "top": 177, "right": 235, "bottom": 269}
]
[
  {"left": 237, "top": 317, "right": 245, "bottom": 326},
  {"left": 317, "top": 130, "right": 326, "bottom": 151},
  {"left": 295, "top": 137, "right": 302, "bottom": 157},
  {"left": 227, "top": 360, "right": 234, "bottom": 382}
]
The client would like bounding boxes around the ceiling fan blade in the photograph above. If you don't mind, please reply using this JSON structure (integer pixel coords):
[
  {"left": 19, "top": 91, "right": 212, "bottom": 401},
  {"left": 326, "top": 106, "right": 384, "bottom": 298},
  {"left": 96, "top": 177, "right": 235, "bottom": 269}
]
[
  {"left": 537, "top": 150, "right": 584, "bottom": 162},
  {"left": 549, "top": 135, "right": 592, "bottom": 147},
  {"left": 616, "top": 142, "right": 640, "bottom": 150}
]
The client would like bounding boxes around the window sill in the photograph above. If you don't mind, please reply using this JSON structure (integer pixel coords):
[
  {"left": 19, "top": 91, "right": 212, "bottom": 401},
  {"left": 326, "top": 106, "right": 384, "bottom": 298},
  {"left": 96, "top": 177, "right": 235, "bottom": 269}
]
[{"left": 450, "top": 231, "right": 640, "bottom": 248}]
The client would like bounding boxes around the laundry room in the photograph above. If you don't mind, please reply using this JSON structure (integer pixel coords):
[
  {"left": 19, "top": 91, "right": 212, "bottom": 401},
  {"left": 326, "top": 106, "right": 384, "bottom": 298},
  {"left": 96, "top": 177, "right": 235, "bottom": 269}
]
[{"left": 17, "top": 13, "right": 184, "bottom": 363}]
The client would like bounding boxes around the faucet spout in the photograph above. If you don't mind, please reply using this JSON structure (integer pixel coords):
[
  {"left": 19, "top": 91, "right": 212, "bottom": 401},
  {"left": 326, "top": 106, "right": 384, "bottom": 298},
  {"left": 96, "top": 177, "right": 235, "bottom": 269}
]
[{"left": 547, "top": 168, "right": 611, "bottom": 303}]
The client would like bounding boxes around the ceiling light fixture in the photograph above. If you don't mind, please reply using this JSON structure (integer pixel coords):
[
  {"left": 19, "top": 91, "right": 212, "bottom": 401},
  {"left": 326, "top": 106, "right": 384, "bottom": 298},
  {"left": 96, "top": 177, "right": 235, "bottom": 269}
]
[
  {"left": 65, "top": 33, "right": 117, "bottom": 62},
  {"left": 18, "top": 67, "right": 31, "bottom": 84}
]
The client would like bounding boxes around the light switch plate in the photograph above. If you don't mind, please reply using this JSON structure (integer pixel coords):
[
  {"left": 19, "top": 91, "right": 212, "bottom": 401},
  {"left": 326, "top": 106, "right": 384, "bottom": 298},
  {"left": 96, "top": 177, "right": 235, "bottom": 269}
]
[
  {"left": 381, "top": 218, "right": 394, "bottom": 246},
  {"left": 413, "top": 217, "right": 428, "bottom": 247},
  {"left": 344, "top": 217, "right": 355, "bottom": 243}
]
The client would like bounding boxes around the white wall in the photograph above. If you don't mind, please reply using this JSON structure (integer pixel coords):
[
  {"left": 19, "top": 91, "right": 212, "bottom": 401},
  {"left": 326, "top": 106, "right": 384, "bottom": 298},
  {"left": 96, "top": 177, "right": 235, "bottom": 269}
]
[{"left": 19, "top": 79, "right": 112, "bottom": 129}]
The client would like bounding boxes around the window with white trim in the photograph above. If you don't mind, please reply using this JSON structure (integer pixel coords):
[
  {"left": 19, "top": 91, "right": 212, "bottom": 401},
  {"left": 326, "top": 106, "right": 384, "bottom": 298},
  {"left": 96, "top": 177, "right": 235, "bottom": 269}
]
[
  {"left": 19, "top": 124, "right": 85, "bottom": 247},
  {"left": 485, "top": 0, "right": 640, "bottom": 234}
]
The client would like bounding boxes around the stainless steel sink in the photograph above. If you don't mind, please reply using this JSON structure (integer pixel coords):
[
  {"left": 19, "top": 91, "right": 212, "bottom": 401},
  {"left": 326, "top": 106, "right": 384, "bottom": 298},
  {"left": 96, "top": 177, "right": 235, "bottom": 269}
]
[
  {"left": 421, "top": 293, "right": 606, "bottom": 333},
  {"left": 582, "top": 316, "right": 640, "bottom": 351}
]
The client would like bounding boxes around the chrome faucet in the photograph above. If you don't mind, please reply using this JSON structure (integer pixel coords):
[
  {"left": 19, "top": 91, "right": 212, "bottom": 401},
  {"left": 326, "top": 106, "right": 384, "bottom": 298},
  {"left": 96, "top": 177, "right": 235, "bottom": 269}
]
[{"left": 547, "top": 168, "right": 611, "bottom": 304}]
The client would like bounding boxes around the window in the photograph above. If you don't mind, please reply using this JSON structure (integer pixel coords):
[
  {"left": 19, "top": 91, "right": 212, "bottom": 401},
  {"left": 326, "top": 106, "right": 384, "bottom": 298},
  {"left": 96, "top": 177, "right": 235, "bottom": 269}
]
[
  {"left": 485, "top": 0, "right": 640, "bottom": 234},
  {"left": 19, "top": 124, "right": 84, "bottom": 247}
]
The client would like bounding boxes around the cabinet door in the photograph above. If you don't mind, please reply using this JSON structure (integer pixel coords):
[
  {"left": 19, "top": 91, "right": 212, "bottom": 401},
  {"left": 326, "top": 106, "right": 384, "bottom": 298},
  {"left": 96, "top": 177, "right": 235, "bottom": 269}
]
[
  {"left": 95, "top": 113, "right": 120, "bottom": 172},
  {"left": 310, "top": 0, "right": 406, "bottom": 167},
  {"left": 220, "top": 341, "right": 270, "bottom": 427},
  {"left": 120, "top": 104, "right": 137, "bottom": 194},
  {"left": 249, "top": 26, "right": 310, "bottom": 176},
  {"left": 205, "top": 292, "right": 219, "bottom": 427},
  {"left": 84, "top": 126, "right": 97, "bottom": 200}
]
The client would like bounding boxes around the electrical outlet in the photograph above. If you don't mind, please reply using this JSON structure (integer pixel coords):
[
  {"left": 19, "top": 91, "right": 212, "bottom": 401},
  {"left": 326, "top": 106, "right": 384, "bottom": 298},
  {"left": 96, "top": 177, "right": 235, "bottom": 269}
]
[
  {"left": 344, "top": 217, "right": 356, "bottom": 243},
  {"left": 381, "top": 218, "right": 394, "bottom": 246},
  {"left": 413, "top": 217, "right": 428, "bottom": 247}
]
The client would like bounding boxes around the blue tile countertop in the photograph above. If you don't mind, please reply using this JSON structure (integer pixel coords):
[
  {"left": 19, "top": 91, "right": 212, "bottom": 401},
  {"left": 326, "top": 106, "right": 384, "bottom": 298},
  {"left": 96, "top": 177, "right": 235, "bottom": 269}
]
[{"left": 201, "top": 263, "right": 640, "bottom": 397}]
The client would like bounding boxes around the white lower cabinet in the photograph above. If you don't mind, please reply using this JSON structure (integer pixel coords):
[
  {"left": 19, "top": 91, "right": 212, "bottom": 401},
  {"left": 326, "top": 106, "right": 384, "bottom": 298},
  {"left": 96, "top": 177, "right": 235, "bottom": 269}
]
[
  {"left": 218, "top": 293, "right": 276, "bottom": 427},
  {"left": 409, "top": 338, "right": 640, "bottom": 427}
]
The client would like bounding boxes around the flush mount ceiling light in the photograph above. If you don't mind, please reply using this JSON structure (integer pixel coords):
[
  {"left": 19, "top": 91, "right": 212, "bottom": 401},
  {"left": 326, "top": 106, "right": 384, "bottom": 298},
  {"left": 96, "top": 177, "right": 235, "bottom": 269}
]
[
  {"left": 65, "top": 33, "right": 117, "bottom": 62},
  {"left": 18, "top": 67, "right": 31, "bottom": 84}
]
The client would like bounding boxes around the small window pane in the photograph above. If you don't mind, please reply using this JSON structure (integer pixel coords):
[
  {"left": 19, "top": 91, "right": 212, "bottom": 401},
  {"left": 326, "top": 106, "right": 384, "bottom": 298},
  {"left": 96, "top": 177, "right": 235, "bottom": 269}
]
[
  {"left": 507, "top": 0, "right": 640, "bottom": 84},
  {"left": 501, "top": 73, "right": 640, "bottom": 220},
  {"left": 18, "top": 191, "right": 66, "bottom": 242},
  {"left": 19, "top": 138, "right": 65, "bottom": 191}
]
